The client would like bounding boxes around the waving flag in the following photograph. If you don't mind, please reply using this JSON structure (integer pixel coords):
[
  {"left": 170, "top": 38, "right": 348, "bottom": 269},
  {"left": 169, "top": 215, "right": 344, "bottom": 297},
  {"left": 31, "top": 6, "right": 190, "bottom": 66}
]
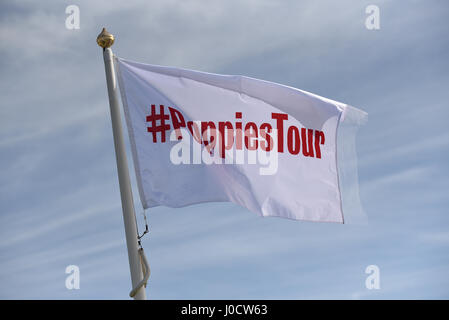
[{"left": 115, "top": 56, "right": 366, "bottom": 223}]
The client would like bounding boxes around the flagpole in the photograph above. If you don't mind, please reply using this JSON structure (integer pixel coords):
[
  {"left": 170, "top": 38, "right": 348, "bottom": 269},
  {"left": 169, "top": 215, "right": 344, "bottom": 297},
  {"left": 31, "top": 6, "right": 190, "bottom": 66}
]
[{"left": 97, "top": 28, "right": 147, "bottom": 300}]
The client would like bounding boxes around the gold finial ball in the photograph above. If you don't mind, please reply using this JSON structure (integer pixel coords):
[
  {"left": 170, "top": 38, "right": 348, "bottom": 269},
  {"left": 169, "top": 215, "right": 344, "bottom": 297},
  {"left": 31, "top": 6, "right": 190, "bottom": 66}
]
[{"left": 97, "top": 27, "right": 115, "bottom": 48}]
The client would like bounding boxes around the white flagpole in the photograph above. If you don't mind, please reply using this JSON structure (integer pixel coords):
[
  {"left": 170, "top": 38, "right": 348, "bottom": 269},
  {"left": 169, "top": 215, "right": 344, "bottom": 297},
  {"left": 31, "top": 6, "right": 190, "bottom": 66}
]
[{"left": 97, "top": 28, "right": 147, "bottom": 300}]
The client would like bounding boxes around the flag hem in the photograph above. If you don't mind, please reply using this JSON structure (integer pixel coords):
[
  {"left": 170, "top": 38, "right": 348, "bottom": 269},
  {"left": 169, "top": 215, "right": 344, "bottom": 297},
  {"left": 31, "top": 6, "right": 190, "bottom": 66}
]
[{"left": 114, "top": 55, "right": 149, "bottom": 210}]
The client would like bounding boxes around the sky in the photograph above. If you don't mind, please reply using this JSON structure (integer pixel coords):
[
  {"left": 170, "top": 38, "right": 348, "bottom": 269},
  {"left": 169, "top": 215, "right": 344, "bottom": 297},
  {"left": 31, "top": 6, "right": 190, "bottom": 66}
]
[{"left": 0, "top": 0, "right": 448, "bottom": 299}]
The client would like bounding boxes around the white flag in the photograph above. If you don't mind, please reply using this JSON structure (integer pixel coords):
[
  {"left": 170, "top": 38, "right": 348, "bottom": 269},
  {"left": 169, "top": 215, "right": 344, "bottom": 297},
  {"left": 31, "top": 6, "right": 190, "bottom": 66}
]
[{"left": 115, "top": 56, "right": 366, "bottom": 223}]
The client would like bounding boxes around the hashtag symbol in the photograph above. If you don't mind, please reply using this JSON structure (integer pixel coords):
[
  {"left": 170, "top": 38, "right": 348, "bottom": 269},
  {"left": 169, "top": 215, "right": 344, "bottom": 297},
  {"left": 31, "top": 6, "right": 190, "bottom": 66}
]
[{"left": 146, "top": 104, "right": 170, "bottom": 143}]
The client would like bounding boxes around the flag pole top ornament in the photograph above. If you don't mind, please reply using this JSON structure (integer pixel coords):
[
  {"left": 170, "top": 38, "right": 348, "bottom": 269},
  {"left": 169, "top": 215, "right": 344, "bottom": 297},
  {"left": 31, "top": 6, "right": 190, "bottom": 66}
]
[{"left": 96, "top": 27, "right": 115, "bottom": 48}]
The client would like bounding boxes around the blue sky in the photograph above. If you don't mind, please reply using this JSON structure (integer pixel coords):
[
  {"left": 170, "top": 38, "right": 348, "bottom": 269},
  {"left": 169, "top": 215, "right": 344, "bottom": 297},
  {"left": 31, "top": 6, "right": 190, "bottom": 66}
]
[{"left": 0, "top": 0, "right": 448, "bottom": 299}]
